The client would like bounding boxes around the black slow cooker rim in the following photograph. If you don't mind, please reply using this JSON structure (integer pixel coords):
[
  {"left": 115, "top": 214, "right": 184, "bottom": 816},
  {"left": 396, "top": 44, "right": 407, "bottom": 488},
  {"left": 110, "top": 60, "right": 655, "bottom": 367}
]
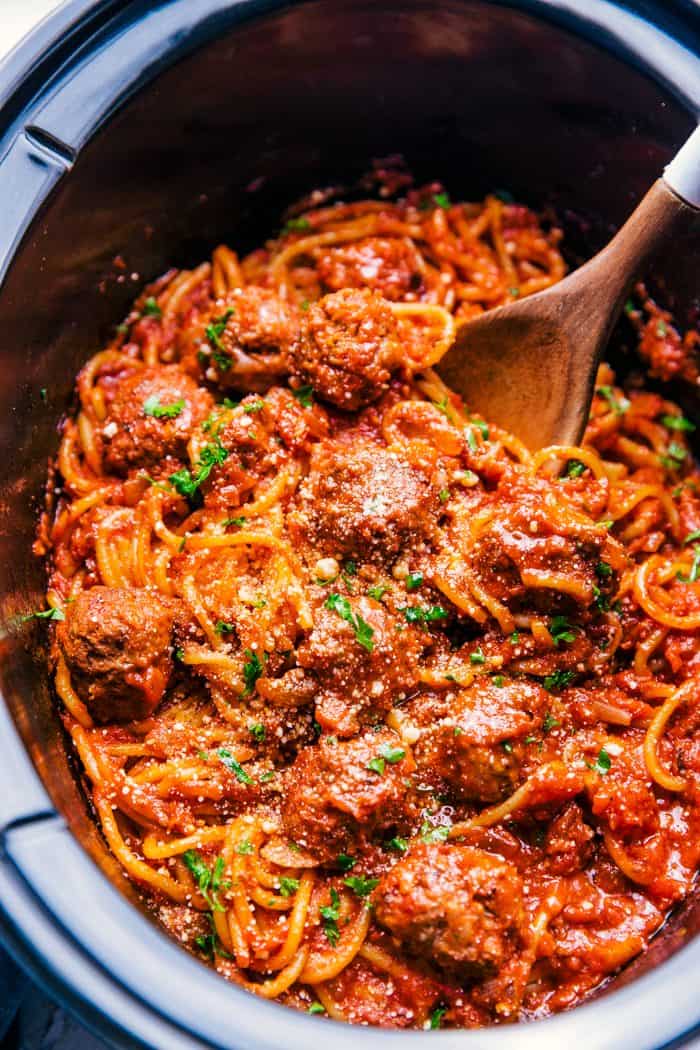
[{"left": 0, "top": 3, "right": 699, "bottom": 1049}]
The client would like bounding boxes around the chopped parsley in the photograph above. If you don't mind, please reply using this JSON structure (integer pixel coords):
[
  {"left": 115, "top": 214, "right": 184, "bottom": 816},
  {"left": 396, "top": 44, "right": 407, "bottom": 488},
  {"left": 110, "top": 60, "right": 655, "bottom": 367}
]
[
  {"left": 466, "top": 428, "right": 479, "bottom": 452},
  {"left": 242, "top": 648, "right": 266, "bottom": 697},
  {"left": 491, "top": 675, "right": 505, "bottom": 687},
  {"left": 656, "top": 320, "right": 668, "bottom": 337},
  {"left": 386, "top": 837, "right": 408, "bottom": 853},
  {"left": 143, "top": 395, "right": 185, "bottom": 419},
  {"left": 588, "top": 747, "right": 611, "bottom": 775},
  {"left": 429, "top": 1006, "right": 448, "bottom": 1030},
  {"left": 325, "top": 593, "right": 374, "bottom": 651},
  {"left": 367, "top": 756, "right": 386, "bottom": 776},
  {"left": 379, "top": 743, "right": 406, "bottom": 764},
  {"left": 248, "top": 723, "right": 266, "bottom": 743},
  {"left": 678, "top": 546, "right": 700, "bottom": 584},
  {"left": 566, "top": 460, "right": 585, "bottom": 478},
  {"left": 684, "top": 530, "right": 700, "bottom": 545},
  {"left": 222, "top": 516, "right": 247, "bottom": 527},
  {"left": 344, "top": 875, "right": 379, "bottom": 898},
  {"left": 215, "top": 620, "right": 235, "bottom": 636},
  {"left": 439, "top": 488, "right": 450, "bottom": 503},
  {"left": 543, "top": 670, "right": 575, "bottom": 692},
  {"left": 420, "top": 821, "right": 450, "bottom": 844},
  {"left": 205, "top": 308, "right": 234, "bottom": 352},
  {"left": 502, "top": 740, "right": 514, "bottom": 753},
  {"left": 243, "top": 399, "right": 264, "bottom": 414},
  {"left": 470, "top": 647, "right": 486, "bottom": 665},
  {"left": 550, "top": 615, "right": 576, "bottom": 646},
  {"left": 236, "top": 839, "right": 254, "bottom": 855},
  {"left": 592, "top": 584, "right": 610, "bottom": 612},
  {"left": 543, "top": 711, "right": 560, "bottom": 733},
  {"left": 308, "top": 1003, "right": 325, "bottom": 1015},
  {"left": 661, "top": 442, "right": 687, "bottom": 469},
  {"left": 471, "top": 419, "right": 489, "bottom": 440},
  {"left": 597, "top": 385, "right": 629, "bottom": 416},
  {"left": 182, "top": 850, "right": 230, "bottom": 911},
  {"left": 142, "top": 296, "right": 162, "bottom": 318},
  {"left": 336, "top": 854, "right": 356, "bottom": 872},
  {"left": 292, "top": 384, "right": 314, "bottom": 408},
  {"left": 39, "top": 387, "right": 48, "bottom": 403},
  {"left": 432, "top": 395, "right": 452, "bottom": 420},
  {"left": 662, "top": 414, "right": 695, "bottom": 432},
  {"left": 170, "top": 437, "right": 228, "bottom": 500},
  {"left": 283, "top": 216, "right": 311, "bottom": 233},
  {"left": 400, "top": 605, "right": 447, "bottom": 624},
  {"left": 367, "top": 584, "right": 389, "bottom": 601},
  {"left": 405, "top": 571, "right": 423, "bottom": 591},
  {"left": 278, "top": 877, "right": 300, "bottom": 897},
  {"left": 21, "top": 606, "right": 65, "bottom": 623},
  {"left": 218, "top": 749, "right": 254, "bottom": 785},
  {"left": 320, "top": 888, "right": 341, "bottom": 946},
  {"left": 596, "top": 561, "right": 613, "bottom": 578},
  {"left": 433, "top": 192, "right": 451, "bottom": 209}
]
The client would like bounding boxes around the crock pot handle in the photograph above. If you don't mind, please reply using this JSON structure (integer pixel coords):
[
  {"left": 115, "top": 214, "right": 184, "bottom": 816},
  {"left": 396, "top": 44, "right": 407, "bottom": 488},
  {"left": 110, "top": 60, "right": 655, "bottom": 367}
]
[{"left": 664, "top": 126, "right": 700, "bottom": 209}]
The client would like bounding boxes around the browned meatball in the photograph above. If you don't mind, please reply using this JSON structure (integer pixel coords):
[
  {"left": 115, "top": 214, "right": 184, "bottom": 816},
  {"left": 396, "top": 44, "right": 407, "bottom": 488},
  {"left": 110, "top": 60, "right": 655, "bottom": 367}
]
[
  {"left": 100, "top": 365, "right": 213, "bottom": 476},
  {"left": 316, "top": 237, "right": 424, "bottom": 301},
  {"left": 280, "top": 730, "right": 415, "bottom": 864},
  {"left": 193, "top": 287, "right": 298, "bottom": 392},
  {"left": 411, "top": 677, "right": 548, "bottom": 803},
  {"left": 287, "top": 288, "right": 402, "bottom": 409},
  {"left": 292, "top": 438, "right": 440, "bottom": 563},
  {"left": 297, "top": 594, "right": 424, "bottom": 736},
  {"left": 56, "top": 586, "right": 176, "bottom": 722},
  {"left": 375, "top": 844, "right": 526, "bottom": 978}
]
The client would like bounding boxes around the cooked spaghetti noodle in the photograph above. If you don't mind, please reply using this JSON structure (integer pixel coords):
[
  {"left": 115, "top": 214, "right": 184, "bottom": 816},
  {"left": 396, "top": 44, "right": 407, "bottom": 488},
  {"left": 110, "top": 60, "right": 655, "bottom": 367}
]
[{"left": 35, "top": 178, "right": 700, "bottom": 1029}]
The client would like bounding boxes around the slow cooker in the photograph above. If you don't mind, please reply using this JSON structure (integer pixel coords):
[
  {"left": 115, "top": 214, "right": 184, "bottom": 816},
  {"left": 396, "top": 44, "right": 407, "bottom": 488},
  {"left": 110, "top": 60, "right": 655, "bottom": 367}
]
[{"left": 0, "top": 2, "right": 699, "bottom": 1048}]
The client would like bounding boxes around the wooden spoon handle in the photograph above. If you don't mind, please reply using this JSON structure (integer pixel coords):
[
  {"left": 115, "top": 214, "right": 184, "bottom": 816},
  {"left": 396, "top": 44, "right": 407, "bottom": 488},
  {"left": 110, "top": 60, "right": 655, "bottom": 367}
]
[{"left": 664, "top": 125, "right": 700, "bottom": 209}]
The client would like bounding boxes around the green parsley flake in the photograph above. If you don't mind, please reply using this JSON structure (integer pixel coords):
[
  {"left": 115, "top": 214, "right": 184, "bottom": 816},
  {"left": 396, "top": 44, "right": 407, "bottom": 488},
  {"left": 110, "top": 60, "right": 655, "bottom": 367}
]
[
  {"left": 429, "top": 1005, "right": 448, "bottom": 1029},
  {"left": 292, "top": 384, "right": 314, "bottom": 408},
  {"left": 550, "top": 615, "right": 576, "bottom": 646},
  {"left": 367, "top": 756, "right": 386, "bottom": 776},
  {"left": 663, "top": 414, "right": 695, "bottom": 432},
  {"left": 401, "top": 605, "right": 447, "bottom": 625},
  {"left": 543, "top": 670, "right": 575, "bottom": 692},
  {"left": 215, "top": 620, "right": 235, "bottom": 636},
  {"left": 320, "top": 888, "right": 341, "bottom": 946},
  {"left": 325, "top": 593, "right": 374, "bottom": 651},
  {"left": 182, "top": 850, "right": 230, "bottom": 912},
  {"left": 21, "top": 606, "right": 65, "bottom": 623},
  {"left": 386, "top": 837, "right": 408, "bottom": 853},
  {"left": 433, "top": 192, "right": 451, "bottom": 209},
  {"left": 405, "top": 572, "right": 423, "bottom": 591},
  {"left": 308, "top": 1002, "right": 325, "bottom": 1015},
  {"left": 236, "top": 839, "right": 254, "bottom": 855},
  {"left": 588, "top": 747, "right": 611, "bottom": 775},
  {"left": 336, "top": 854, "right": 357, "bottom": 872},
  {"left": 143, "top": 395, "right": 185, "bottom": 419},
  {"left": 248, "top": 723, "right": 266, "bottom": 742},
  {"left": 420, "top": 822, "right": 450, "bottom": 844},
  {"left": 439, "top": 488, "right": 450, "bottom": 503},
  {"left": 492, "top": 675, "right": 505, "bottom": 687},
  {"left": 367, "top": 584, "right": 389, "bottom": 601},
  {"left": 543, "top": 711, "right": 560, "bottom": 733},
  {"left": 597, "top": 385, "right": 629, "bottom": 416},
  {"left": 279, "top": 877, "right": 300, "bottom": 897},
  {"left": 566, "top": 460, "right": 585, "bottom": 478},
  {"left": 243, "top": 400, "right": 264, "bottom": 414},
  {"left": 142, "top": 296, "right": 162, "bottom": 318},
  {"left": 170, "top": 437, "right": 228, "bottom": 501},
  {"left": 344, "top": 875, "right": 379, "bottom": 898},
  {"left": 205, "top": 308, "right": 234, "bottom": 352},
  {"left": 284, "top": 216, "right": 311, "bottom": 233},
  {"left": 218, "top": 749, "right": 254, "bottom": 785},
  {"left": 470, "top": 647, "right": 486, "bottom": 665},
  {"left": 678, "top": 545, "right": 700, "bottom": 584},
  {"left": 379, "top": 743, "right": 406, "bottom": 764},
  {"left": 242, "top": 648, "right": 266, "bottom": 697}
]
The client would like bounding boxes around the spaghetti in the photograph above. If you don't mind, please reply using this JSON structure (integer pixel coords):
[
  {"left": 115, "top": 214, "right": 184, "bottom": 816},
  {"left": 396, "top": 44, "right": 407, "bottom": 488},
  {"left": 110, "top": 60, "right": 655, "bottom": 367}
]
[{"left": 36, "top": 178, "right": 700, "bottom": 1029}]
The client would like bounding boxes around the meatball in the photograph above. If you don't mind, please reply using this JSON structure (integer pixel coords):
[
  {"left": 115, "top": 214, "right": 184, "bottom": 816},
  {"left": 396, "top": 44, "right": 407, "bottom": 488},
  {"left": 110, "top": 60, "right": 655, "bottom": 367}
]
[
  {"left": 194, "top": 287, "right": 298, "bottom": 393},
  {"left": 293, "top": 438, "right": 440, "bottom": 564},
  {"left": 411, "top": 678, "right": 548, "bottom": 803},
  {"left": 316, "top": 237, "right": 424, "bottom": 301},
  {"left": 468, "top": 471, "right": 615, "bottom": 612},
  {"left": 297, "top": 594, "right": 424, "bottom": 736},
  {"left": 375, "top": 844, "right": 526, "bottom": 978},
  {"left": 100, "top": 365, "right": 213, "bottom": 476},
  {"left": 287, "top": 288, "right": 402, "bottom": 409},
  {"left": 280, "top": 729, "right": 415, "bottom": 864},
  {"left": 56, "top": 586, "right": 176, "bottom": 722}
]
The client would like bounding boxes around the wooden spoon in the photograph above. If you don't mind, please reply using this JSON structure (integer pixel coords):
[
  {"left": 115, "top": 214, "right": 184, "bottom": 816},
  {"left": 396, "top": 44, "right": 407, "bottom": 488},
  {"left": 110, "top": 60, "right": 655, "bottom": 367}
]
[{"left": 436, "top": 127, "right": 700, "bottom": 450}]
